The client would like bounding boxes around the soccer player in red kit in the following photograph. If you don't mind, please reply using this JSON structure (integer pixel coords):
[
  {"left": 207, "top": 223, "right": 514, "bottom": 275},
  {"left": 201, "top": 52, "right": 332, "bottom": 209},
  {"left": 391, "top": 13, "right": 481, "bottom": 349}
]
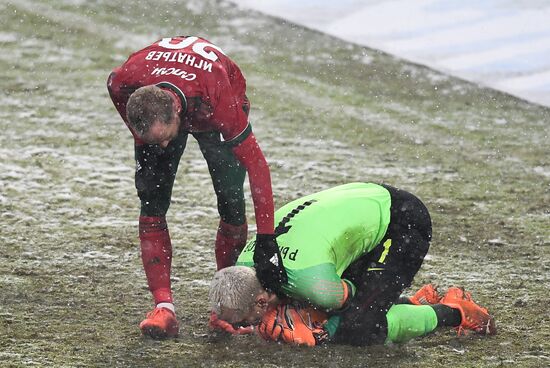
[{"left": 107, "top": 36, "right": 286, "bottom": 338}]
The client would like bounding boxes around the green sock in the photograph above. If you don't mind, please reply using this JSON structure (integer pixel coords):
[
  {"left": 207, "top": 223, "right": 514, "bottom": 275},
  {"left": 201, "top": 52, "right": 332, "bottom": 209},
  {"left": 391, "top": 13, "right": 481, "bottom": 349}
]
[
  {"left": 324, "top": 315, "right": 342, "bottom": 337},
  {"left": 385, "top": 304, "right": 438, "bottom": 344}
]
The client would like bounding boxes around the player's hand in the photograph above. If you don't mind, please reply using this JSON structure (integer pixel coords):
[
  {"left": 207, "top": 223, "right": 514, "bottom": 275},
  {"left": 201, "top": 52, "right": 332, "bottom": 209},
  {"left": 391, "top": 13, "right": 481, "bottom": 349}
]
[
  {"left": 253, "top": 234, "right": 288, "bottom": 294},
  {"left": 257, "top": 305, "right": 329, "bottom": 346},
  {"left": 208, "top": 311, "right": 254, "bottom": 335}
]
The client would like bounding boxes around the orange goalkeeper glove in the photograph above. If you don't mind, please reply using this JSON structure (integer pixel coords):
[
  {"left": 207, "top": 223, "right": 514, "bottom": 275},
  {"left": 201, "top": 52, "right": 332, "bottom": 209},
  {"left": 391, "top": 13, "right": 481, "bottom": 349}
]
[
  {"left": 257, "top": 304, "right": 329, "bottom": 346},
  {"left": 208, "top": 311, "right": 255, "bottom": 335}
]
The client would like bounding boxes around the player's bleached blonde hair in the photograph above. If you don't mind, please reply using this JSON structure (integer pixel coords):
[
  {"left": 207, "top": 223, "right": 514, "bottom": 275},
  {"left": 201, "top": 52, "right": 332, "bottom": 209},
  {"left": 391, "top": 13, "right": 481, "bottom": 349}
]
[{"left": 209, "top": 266, "right": 263, "bottom": 315}]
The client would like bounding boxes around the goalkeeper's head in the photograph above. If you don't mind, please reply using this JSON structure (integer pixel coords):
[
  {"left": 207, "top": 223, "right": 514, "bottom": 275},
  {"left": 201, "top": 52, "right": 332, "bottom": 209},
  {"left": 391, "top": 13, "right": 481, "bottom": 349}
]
[{"left": 209, "top": 266, "right": 279, "bottom": 327}]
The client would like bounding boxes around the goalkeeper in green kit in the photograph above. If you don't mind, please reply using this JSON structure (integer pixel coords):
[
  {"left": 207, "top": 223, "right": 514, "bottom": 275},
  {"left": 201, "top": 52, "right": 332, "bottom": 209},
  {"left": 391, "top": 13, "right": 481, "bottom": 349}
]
[{"left": 209, "top": 183, "right": 496, "bottom": 346}]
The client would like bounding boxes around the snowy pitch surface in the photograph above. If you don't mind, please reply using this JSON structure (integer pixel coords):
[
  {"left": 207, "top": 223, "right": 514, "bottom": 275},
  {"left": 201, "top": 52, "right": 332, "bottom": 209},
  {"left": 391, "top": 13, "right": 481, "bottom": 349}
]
[
  {"left": 233, "top": 0, "right": 550, "bottom": 108},
  {"left": 0, "top": 1, "right": 549, "bottom": 367}
]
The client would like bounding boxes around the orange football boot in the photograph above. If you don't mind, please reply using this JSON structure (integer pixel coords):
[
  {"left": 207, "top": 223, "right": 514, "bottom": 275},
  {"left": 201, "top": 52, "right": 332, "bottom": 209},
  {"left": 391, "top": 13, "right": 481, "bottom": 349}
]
[
  {"left": 139, "top": 307, "right": 179, "bottom": 338},
  {"left": 409, "top": 284, "right": 442, "bottom": 305},
  {"left": 440, "top": 287, "right": 496, "bottom": 336}
]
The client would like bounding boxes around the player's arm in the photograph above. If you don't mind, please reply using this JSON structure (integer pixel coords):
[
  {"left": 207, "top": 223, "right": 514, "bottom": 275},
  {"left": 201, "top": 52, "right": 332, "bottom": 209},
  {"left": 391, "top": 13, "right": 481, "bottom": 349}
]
[
  {"left": 257, "top": 304, "right": 330, "bottom": 346},
  {"left": 227, "top": 131, "right": 288, "bottom": 293},
  {"left": 284, "top": 265, "right": 356, "bottom": 311},
  {"left": 228, "top": 130, "right": 273, "bottom": 234},
  {"left": 257, "top": 272, "right": 355, "bottom": 346},
  {"left": 213, "top": 80, "right": 287, "bottom": 294}
]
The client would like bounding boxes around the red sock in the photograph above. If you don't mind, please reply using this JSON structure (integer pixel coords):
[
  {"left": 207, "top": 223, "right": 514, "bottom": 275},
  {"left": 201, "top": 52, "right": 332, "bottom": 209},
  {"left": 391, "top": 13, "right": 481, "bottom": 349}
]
[
  {"left": 139, "top": 216, "right": 173, "bottom": 304},
  {"left": 215, "top": 220, "right": 248, "bottom": 270}
]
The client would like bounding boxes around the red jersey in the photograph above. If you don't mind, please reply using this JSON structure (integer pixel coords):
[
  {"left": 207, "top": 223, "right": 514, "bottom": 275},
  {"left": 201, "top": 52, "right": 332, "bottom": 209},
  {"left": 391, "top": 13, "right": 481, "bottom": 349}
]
[
  {"left": 108, "top": 36, "right": 249, "bottom": 144},
  {"left": 107, "top": 36, "right": 275, "bottom": 235}
]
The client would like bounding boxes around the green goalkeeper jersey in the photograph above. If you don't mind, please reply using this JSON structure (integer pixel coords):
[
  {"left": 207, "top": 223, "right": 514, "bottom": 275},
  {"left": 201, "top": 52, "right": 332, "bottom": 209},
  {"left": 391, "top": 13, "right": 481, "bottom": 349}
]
[{"left": 236, "top": 182, "right": 391, "bottom": 310}]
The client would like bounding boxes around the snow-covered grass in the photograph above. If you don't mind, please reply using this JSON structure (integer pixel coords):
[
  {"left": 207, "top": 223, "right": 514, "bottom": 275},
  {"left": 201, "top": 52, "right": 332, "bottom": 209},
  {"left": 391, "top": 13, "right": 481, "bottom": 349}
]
[{"left": 0, "top": 0, "right": 548, "bottom": 367}]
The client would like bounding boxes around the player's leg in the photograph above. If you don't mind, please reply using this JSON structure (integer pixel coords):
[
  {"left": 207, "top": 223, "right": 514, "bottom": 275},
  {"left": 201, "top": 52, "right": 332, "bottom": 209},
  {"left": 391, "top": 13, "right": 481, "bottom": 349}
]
[
  {"left": 438, "top": 287, "right": 496, "bottom": 335},
  {"left": 379, "top": 186, "right": 480, "bottom": 335},
  {"left": 334, "top": 186, "right": 432, "bottom": 345},
  {"left": 386, "top": 290, "right": 495, "bottom": 343},
  {"left": 373, "top": 184, "right": 434, "bottom": 310},
  {"left": 384, "top": 304, "right": 439, "bottom": 343},
  {"left": 136, "top": 134, "right": 187, "bottom": 338},
  {"left": 194, "top": 131, "right": 248, "bottom": 270},
  {"left": 335, "top": 227, "right": 431, "bottom": 345}
]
